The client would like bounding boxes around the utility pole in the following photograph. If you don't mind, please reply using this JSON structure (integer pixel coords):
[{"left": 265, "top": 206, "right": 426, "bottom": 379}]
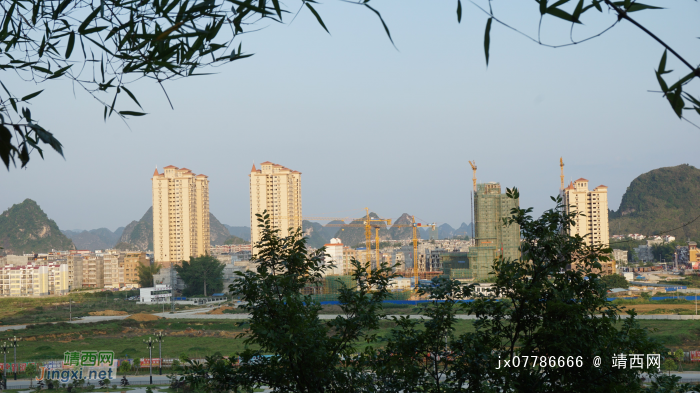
[
  {"left": 144, "top": 337, "right": 154, "bottom": 385},
  {"left": 170, "top": 267, "right": 175, "bottom": 314},
  {"left": 10, "top": 336, "right": 18, "bottom": 380},
  {"left": 154, "top": 331, "right": 165, "bottom": 375}
]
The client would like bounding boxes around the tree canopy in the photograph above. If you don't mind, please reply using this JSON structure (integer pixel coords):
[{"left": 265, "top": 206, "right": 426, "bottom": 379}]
[
  {"left": 0, "top": 0, "right": 697, "bottom": 170},
  {"left": 136, "top": 262, "right": 162, "bottom": 288},
  {"left": 175, "top": 255, "right": 225, "bottom": 296},
  {"left": 601, "top": 273, "right": 630, "bottom": 290},
  {"left": 177, "top": 199, "right": 690, "bottom": 392}
]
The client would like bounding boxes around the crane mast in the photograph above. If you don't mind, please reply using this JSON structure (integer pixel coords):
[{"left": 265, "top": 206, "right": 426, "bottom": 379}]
[
  {"left": 560, "top": 157, "right": 565, "bottom": 190},
  {"left": 468, "top": 161, "right": 477, "bottom": 192}
]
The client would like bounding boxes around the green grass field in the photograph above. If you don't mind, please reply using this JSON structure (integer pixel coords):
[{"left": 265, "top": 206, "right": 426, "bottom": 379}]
[{"left": 0, "top": 318, "right": 697, "bottom": 364}]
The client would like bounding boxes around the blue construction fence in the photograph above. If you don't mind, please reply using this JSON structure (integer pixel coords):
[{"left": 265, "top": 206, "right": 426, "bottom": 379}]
[
  {"left": 608, "top": 295, "right": 700, "bottom": 302},
  {"left": 319, "top": 295, "right": 700, "bottom": 306}
]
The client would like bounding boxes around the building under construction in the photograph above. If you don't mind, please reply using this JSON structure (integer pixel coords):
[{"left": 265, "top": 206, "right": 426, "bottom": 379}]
[{"left": 443, "top": 182, "right": 520, "bottom": 281}]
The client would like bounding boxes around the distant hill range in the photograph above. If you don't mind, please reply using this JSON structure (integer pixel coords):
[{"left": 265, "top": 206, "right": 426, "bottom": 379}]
[
  {"left": 61, "top": 208, "right": 248, "bottom": 251},
  {"left": 609, "top": 164, "right": 700, "bottom": 241},
  {"left": 0, "top": 199, "right": 75, "bottom": 254},
  {"left": 116, "top": 208, "right": 248, "bottom": 251},
  {"left": 224, "top": 225, "right": 251, "bottom": 241},
  {"left": 427, "top": 222, "right": 473, "bottom": 240},
  {"left": 300, "top": 212, "right": 473, "bottom": 249},
  {"left": 62, "top": 227, "right": 124, "bottom": 251}
]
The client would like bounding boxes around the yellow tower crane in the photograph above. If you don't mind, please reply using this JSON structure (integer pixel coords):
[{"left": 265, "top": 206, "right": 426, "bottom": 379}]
[
  {"left": 389, "top": 217, "right": 436, "bottom": 288},
  {"left": 373, "top": 225, "right": 382, "bottom": 273},
  {"left": 560, "top": 157, "right": 565, "bottom": 190},
  {"left": 468, "top": 160, "right": 477, "bottom": 240},
  {"left": 321, "top": 208, "right": 391, "bottom": 275},
  {"left": 468, "top": 160, "right": 477, "bottom": 192}
]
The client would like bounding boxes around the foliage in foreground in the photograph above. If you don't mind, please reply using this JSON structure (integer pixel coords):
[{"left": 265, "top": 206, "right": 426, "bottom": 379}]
[{"left": 179, "top": 199, "right": 693, "bottom": 392}]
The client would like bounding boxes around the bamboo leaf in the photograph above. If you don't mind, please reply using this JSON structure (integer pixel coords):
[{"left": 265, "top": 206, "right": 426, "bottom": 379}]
[
  {"left": 65, "top": 32, "right": 75, "bottom": 58},
  {"left": 572, "top": 0, "right": 584, "bottom": 23},
  {"left": 484, "top": 18, "right": 492, "bottom": 66},
  {"left": 547, "top": 7, "right": 580, "bottom": 23},
  {"left": 658, "top": 49, "right": 667, "bottom": 75},
  {"left": 305, "top": 3, "right": 329, "bottom": 34},
  {"left": 457, "top": 0, "right": 462, "bottom": 23},
  {"left": 21, "top": 90, "right": 44, "bottom": 102},
  {"left": 364, "top": 3, "right": 395, "bottom": 47},
  {"left": 78, "top": 6, "right": 102, "bottom": 34},
  {"left": 121, "top": 86, "right": 143, "bottom": 109}
]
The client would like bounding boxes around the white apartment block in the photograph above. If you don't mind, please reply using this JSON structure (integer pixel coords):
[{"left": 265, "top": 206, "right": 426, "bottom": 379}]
[
  {"left": 612, "top": 249, "right": 628, "bottom": 265},
  {"left": 323, "top": 238, "right": 344, "bottom": 275},
  {"left": 152, "top": 165, "right": 210, "bottom": 265},
  {"left": 561, "top": 178, "right": 610, "bottom": 247},
  {"left": 249, "top": 162, "right": 302, "bottom": 247},
  {"left": 0, "top": 263, "right": 68, "bottom": 297}
]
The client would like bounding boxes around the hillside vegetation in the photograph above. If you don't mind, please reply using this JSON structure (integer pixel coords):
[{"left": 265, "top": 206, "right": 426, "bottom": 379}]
[
  {"left": 0, "top": 199, "right": 74, "bottom": 254},
  {"left": 610, "top": 164, "right": 700, "bottom": 241}
]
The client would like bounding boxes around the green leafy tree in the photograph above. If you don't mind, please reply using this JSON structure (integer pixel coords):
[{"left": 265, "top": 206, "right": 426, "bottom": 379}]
[
  {"left": 181, "top": 211, "right": 395, "bottom": 392},
  {"left": 175, "top": 255, "right": 225, "bottom": 297},
  {"left": 133, "top": 358, "right": 141, "bottom": 375},
  {"left": 25, "top": 363, "right": 37, "bottom": 388},
  {"left": 377, "top": 190, "right": 672, "bottom": 392},
  {"left": 136, "top": 263, "right": 162, "bottom": 288},
  {"left": 601, "top": 273, "right": 630, "bottom": 290},
  {"left": 652, "top": 243, "right": 677, "bottom": 262},
  {"left": 662, "top": 358, "right": 676, "bottom": 375},
  {"left": 373, "top": 277, "right": 474, "bottom": 392}
]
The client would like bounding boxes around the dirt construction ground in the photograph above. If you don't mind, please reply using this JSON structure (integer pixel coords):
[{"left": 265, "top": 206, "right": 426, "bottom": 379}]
[{"left": 623, "top": 304, "right": 700, "bottom": 314}]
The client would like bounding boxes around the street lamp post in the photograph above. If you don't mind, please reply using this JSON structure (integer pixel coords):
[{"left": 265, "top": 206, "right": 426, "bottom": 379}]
[
  {"left": 1, "top": 342, "right": 8, "bottom": 389},
  {"left": 154, "top": 331, "right": 165, "bottom": 375},
  {"left": 144, "top": 337, "right": 154, "bottom": 385},
  {"left": 10, "top": 336, "right": 18, "bottom": 380}
]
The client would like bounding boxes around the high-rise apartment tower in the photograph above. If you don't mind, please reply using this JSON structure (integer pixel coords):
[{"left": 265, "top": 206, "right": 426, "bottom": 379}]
[
  {"left": 249, "top": 162, "right": 302, "bottom": 247},
  {"left": 561, "top": 178, "right": 609, "bottom": 247},
  {"left": 152, "top": 166, "right": 210, "bottom": 265}
]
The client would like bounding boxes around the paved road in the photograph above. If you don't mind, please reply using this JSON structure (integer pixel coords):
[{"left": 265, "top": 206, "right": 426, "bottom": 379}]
[{"left": 1, "top": 309, "right": 699, "bottom": 331}]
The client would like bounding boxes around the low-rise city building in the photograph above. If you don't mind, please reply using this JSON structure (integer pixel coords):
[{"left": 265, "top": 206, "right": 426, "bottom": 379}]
[
  {"left": 139, "top": 284, "right": 172, "bottom": 303},
  {"left": 0, "top": 262, "right": 68, "bottom": 296}
]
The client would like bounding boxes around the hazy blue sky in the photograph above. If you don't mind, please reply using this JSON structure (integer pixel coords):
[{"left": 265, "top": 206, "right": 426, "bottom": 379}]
[{"left": 1, "top": 0, "right": 698, "bottom": 232}]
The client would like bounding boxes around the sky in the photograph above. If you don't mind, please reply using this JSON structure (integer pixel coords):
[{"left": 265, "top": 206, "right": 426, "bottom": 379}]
[{"left": 1, "top": 0, "right": 698, "bottom": 232}]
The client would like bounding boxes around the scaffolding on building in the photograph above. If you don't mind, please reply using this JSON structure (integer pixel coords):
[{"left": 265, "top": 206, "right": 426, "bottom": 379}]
[
  {"left": 300, "top": 275, "right": 417, "bottom": 302},
  {"left": 393, "top": 270, "right": 442, "bottom": 281}
]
